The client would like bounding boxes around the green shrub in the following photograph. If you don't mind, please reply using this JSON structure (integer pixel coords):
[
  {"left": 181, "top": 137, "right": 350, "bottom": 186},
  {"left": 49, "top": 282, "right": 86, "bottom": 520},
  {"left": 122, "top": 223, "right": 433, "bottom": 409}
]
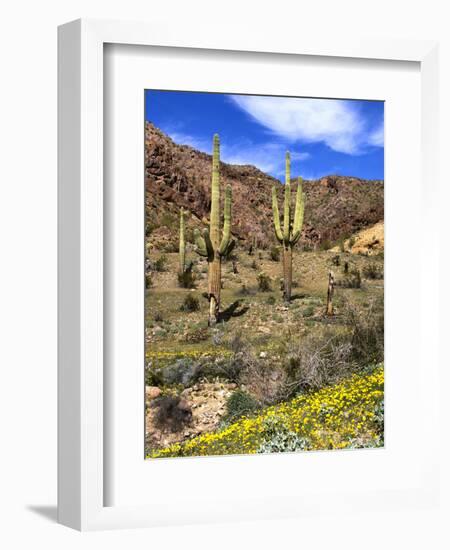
[
  {"left": 257, "top": 272, "right": 272, "bottom": 292},
  {"left": 257, "top": 416, "right": 310, "bottom": 453},
  {"left": 224, "top": 390, "right": 259, "bottom": 423},
  {"left": 362, "top": 262, "right": 384, "bottom": 280},
  {"left": 266, "top": 295, "right": 276, "bottom": 305},
  {"left": 180, "top": 294, "right": 200, "bottom": 312},
  {"left": 177, "top": 267, "right": 196, "bottom": 288},
  {"left": 145, "top": 273, "right": 153, "bottom": 289},
  {"left": 154, "top": 254, "right": 168, "bottom": 272},
  {"left": 302, "top": 305, "right": 314, "bottom": 317},
  {"left": 337, "top": 268, "right": 361, "bottom": 289},
  {"left": 154, "top": 311, "right": 164, "bottom": 322},
  {"left": 269, "top": 246, "right": 280, "bottom": 262},
  {"left": 319, "top": 239, "right": 332, "bottom": 251}
]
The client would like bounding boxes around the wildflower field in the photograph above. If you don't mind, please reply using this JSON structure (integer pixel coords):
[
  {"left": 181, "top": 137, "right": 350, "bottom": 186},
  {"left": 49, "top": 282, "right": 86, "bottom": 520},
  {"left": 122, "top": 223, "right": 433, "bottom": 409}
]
[{"left": 148, "top": 364, "right": 384, "bottom": 458}]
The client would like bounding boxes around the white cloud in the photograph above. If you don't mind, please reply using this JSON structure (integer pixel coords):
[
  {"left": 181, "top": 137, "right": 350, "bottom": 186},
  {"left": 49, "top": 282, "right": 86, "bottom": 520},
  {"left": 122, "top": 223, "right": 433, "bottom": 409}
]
[
  {"left": 221, "top": 141, "right": 305, "bottom": 176},
  {"left": 165, "top": 129, "right": 311, "bottom": 176},
  {"left": 230, "top": 95, "right": 382, "bottom": 155},
  {"left": 165, "top": 130, "right": 210, "bottom": 153},
  {"left": 367, "top": 122, "right": 384, "bottom": 147}
]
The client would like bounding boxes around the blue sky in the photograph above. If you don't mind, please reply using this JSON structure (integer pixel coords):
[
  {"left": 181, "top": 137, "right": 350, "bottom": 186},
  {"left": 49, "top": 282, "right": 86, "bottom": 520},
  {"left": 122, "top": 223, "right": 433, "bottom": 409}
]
[{"left": 145, "top": 90, "right": 384, "bottom": 180}]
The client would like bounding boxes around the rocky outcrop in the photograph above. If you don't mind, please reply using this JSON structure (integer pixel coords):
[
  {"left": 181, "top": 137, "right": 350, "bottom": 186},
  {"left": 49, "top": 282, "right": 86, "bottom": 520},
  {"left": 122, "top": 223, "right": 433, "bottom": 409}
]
[{"left": 145, "top": 122, "right": 384, "bottom": 251}]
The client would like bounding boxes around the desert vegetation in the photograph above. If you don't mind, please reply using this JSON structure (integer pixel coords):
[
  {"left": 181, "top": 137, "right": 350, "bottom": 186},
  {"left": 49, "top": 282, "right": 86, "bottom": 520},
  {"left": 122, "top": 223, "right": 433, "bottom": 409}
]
[{"left": 145, "top": 130, "right": 384, "bottom": 459}]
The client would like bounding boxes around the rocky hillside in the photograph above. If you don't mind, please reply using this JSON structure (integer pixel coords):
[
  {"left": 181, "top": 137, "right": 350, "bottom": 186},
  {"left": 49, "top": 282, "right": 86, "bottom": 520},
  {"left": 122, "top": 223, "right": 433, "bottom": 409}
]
[{"left": 145, "top": 122, "right": 384, "bottom": 251}]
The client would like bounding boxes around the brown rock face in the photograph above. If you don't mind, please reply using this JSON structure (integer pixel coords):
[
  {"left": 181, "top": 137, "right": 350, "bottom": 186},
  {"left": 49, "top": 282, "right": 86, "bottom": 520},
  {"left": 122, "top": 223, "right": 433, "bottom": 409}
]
[{"left": 145, "top": 122, "right": 384, "bottom": 251}]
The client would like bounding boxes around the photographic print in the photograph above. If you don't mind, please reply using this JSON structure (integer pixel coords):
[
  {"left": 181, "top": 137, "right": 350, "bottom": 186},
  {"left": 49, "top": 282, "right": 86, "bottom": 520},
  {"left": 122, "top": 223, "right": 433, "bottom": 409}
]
[{"left": 144, "top": 91, "right": 384, "bottom": 459}]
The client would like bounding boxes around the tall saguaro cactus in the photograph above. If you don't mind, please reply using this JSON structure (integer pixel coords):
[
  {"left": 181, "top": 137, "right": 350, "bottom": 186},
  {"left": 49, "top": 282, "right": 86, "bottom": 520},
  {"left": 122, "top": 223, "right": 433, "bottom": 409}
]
[
  {"left": 272, "top": 152, "right": 305, "bottom": 302},
  {"left": 194, "top": 134, "right": 235, "bottom": 325},
  {"left": 179, "top": 207, "right": 186, "bottom": 273}
]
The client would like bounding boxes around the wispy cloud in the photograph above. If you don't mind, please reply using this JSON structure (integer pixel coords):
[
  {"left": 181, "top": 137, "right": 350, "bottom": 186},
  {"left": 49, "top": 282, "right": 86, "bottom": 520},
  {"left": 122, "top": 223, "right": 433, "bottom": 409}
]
[
  {"left": 164, "top": 128, "right": 311, "bottom": 177},
  {"left": 229, "top": 95, "right": 383, "bottom": 155},
  {"left": 367, "top": 122, "right": 384, "bottom": 147},
  {"left": 165, "top": 130, "right": 210, "bottom": 153}
]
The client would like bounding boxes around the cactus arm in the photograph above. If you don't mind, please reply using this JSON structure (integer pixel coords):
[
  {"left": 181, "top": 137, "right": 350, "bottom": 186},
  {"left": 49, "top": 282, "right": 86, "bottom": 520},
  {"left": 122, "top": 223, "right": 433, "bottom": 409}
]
[
  {"left": 223, "top": 238, "right": 236, "bottom": 258},
  {"left": 285, "top": 150, "right": 291, "bottom": 186},
  {"left": 283, "top": 152, "right": 291, "bottom": 245},
  {"left": 283, "top": 180, "right": 291, "bottom": 245},
  {"left": 209, "top": 134, "right": 221, "bottom": 249},
  {"left": 202, "top": 228, "right": 215, "bottom": 261},
  {"left": 218, "top": 185, "right": 232, "bottom": 256},
  {"left": 194, "top": 228, "right": 208, "bottom": 257},
  {"left": 272, "top": 186, "right": 284, "bottom": 243},
  {"left": 290, "top": 177, "right": 305, "bottom": 245},
  {"left": 290, "top": 228, "right": 302, "bottom": 246}
]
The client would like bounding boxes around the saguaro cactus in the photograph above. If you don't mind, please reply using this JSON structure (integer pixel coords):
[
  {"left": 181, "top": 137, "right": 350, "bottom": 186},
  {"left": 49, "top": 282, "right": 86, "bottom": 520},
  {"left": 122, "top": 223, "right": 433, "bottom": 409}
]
[
  {"left": 326, "top": 270, "right": 335, "bottom": 316},
  {"left": 194, "top": 134, "right": 235, "bottom": 325},
  {"left": 179, "top": 207, "right": 186, "bottom": 273},
  {"left": 272, "top": 152, "right": 305, "bottom": 302}
]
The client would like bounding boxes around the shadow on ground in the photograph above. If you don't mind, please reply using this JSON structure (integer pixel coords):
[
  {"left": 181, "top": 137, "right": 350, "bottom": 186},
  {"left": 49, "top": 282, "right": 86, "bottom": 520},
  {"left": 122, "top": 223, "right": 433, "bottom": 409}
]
[
  {"left": 27, "top": 505, "right": 57, "bottom": 523},
  {"left": 219, "top": 300, "right": 249, "bottom": 322}
]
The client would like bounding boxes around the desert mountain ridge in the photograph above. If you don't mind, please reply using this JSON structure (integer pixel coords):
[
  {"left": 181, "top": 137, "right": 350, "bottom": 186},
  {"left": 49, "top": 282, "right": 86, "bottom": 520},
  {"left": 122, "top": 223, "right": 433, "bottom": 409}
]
[{"left": 145, "top": 121, "right": 384, "bottom": 251}]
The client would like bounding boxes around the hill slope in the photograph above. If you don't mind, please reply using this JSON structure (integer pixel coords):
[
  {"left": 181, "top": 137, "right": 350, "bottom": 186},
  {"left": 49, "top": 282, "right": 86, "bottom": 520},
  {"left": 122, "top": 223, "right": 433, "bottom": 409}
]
[{"left": 145, "top": 122, "right": 384, "bottom": 250}]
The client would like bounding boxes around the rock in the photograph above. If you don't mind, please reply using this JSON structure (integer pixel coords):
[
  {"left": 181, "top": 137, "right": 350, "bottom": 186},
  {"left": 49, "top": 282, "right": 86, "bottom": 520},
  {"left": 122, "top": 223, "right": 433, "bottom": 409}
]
[
  {"left": 146, "top": 386, "right": 162, "bottom": 400},
  {"left": 259, "top": 351, "right": 267, "bottom": 358}
]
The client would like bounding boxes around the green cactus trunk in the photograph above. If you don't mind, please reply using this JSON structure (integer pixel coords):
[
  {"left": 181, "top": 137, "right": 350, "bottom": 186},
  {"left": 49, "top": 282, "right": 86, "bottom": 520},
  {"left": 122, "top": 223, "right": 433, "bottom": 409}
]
[
  {"left": 272, "top": 152, "right": 305, "bottom": 303},
  {"left": 194, "top": 134, "right": 234, "bottom": 326},
  {"left": 179, "top": 207, "right": 186, "bottom": 273},
  {"left": 282, "top": 246, "right": 293, "bottom": 302}
]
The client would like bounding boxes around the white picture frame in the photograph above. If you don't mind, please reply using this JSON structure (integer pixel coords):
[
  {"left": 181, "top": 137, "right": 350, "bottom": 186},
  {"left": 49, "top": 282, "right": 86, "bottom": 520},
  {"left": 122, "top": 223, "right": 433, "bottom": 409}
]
[{"left": 58, "top": 18, "right": 440, "bottom": 531}]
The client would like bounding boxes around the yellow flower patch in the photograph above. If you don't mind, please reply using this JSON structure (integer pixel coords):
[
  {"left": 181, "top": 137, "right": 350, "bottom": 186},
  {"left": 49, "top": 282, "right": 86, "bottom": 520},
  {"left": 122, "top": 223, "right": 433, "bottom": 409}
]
[{"left": 148, "top": 365, "right": 384, "bottom": 458}]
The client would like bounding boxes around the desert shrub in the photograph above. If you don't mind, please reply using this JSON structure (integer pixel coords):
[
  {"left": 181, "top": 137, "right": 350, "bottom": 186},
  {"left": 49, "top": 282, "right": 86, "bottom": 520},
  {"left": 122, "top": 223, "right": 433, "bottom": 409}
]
[
  {"left": 250, "top": 259, "right": 258, "bottom": 270},
  {"left": 154, "top": 311, "right": 164, "bottom": 322},
  {"left": 269, "top": 246, "right": 280, "bottom": 262},
  {"left": 373, "top": 399, "right": 384, "bottom": 444},
  {"left": 257, "top": 416, "right": 310, "bottom": 454},
  {"left": 160, "top": 213, "right": 177, "bottom": 230},
  {"left": 257, "top": 272, "right": 272, "bottom": 292},
  {"left": 180, "top": 294, "right": 200, "bottom": 312},
  {"left": 344, "top": 298, "right": 384, "bottom": 364},
  {"left": 154, "top": 254, "right": 168, "bottom": 272},
  {"left": 332, "top": 255, "right": 341, "bottom": 266},
  {"left": 177, "top": 267, "right": 196, "bottom": 288},
  {"left": 151, "top": 395, "right": 192, "bottom": 433},
  {"left": 238, "top": 351, "right": 287, "bottom": 405},
  {"left": 337, "top": 268, "right": 361, "bottom": 289},
  {"left": 223, "top": 390, "right": 259, "bottom": 423},
  {"left": 302, "top": 305, "right": 314, "bottom": 318},
  {"left": 228, "top": 332, "right": 246, "bottom": 353},
  {"left": 266, "top": 295, "right": 276, "bottom": 305},
  {"left": 280, "top": 331, "right": 354, "bottom": 399},
  {"left": 362, "top": 262, "right": 384, "bottom": 280},
  {"left": 145, "top": 273, "right": 153, "bottom": 289},
  {"left": 184, "top": 326, "right": 209, "bottom": 343},
  {"left": 319, "top": 239, "right": 332, "bottom": 251},
  {"left": 196, "top": 356, "right": 243, "bottom": 384}
]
